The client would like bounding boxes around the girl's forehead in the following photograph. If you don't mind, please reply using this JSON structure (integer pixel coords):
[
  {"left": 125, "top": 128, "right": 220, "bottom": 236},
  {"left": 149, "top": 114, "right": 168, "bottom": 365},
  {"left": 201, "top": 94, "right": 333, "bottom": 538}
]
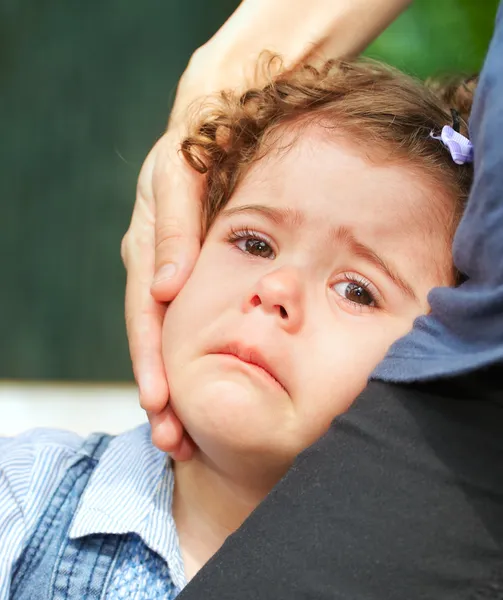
[{"left": 233, "top": 130, "right": 439, "bottom": 231}]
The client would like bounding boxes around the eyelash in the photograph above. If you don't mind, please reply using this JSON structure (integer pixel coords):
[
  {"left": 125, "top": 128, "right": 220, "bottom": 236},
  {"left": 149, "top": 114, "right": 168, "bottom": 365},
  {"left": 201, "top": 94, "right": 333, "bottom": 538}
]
[
  {"left": 226, "top": 227, "right": 382, "bottom": 311},
  {"left": 226, "top": 227, "right": 276, "bottom": 258},
  {"left": 333, "top": 272, "right": 382, "bottom": 312}
]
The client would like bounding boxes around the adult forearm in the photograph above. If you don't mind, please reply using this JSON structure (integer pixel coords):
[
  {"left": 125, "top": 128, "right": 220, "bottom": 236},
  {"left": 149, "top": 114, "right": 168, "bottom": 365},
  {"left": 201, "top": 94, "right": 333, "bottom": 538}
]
[
  {"left": 171, "top": 0, "right": 413, "bottom": 124},
  {"left": 209, "top": 0, "right": 413, "bottom": 68}
]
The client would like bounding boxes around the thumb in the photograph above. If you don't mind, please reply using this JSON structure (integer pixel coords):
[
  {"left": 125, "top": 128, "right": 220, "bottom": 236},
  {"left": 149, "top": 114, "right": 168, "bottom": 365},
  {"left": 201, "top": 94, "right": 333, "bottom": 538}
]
[{"left": 150, "top": 138, "right": 204, "bottom": 302}]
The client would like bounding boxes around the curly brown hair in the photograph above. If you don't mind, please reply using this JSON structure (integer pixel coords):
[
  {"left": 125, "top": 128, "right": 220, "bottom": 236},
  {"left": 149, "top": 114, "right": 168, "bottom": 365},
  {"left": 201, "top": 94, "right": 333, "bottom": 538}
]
[{"left": 181, "top": 57, "right": 475, "bottom": 240}]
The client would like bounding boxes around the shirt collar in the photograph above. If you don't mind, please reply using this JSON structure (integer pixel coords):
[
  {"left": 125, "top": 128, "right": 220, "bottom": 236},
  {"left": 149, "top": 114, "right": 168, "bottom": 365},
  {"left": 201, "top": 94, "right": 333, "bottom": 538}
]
[{"left": 69, "top": 424, "right": 186, "bottom": 590}]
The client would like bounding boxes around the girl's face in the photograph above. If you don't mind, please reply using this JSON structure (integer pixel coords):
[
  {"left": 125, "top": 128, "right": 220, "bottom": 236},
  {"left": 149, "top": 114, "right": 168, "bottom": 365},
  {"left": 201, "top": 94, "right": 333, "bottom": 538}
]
[{"left": 162, "top": 129, "right": 454, "bottom": 477}]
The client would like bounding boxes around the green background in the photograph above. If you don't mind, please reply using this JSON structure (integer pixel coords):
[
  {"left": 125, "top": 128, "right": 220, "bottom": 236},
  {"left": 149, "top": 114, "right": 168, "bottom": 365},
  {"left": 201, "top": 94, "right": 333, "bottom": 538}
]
[{"left": 1, "top": 0, "right": 499, "bottom": 382}]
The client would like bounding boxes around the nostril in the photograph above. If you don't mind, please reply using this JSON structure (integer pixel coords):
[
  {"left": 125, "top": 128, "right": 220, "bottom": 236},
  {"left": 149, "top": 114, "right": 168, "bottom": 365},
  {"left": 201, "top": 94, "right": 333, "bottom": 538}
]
[
  {"left": 250, "top": 295, "right": 261, "bottom": 308},
  {"left": 279, "top": 306, "right": 288, "bottom": 319}
]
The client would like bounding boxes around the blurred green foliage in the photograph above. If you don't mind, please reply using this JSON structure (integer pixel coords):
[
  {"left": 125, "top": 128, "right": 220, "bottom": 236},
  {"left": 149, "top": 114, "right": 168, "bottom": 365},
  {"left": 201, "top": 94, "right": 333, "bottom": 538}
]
[
  {"left": 366, "top": 0, "right": 498, "bottom": 76},
  {"left": 0, "top": 0, "right": 499, "bottom": 381}
]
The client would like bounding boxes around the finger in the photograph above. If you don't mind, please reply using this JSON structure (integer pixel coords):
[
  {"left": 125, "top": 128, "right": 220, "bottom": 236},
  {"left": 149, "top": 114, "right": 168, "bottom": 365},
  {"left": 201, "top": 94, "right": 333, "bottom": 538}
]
[
  {"left": 149, "top": 405, "right": 185, "bottom": 452},
  {"left": 124, "top": 198, "right": 169, "bottom": 412},
  {"left": 125, "top": 265, "right": 169, "bottom": 413},
  {"left": 150, "top": 138, "right": 204, "bottom": 302},
  {"left": 170, "top": 434, "right": 196, "bottom": 462}
]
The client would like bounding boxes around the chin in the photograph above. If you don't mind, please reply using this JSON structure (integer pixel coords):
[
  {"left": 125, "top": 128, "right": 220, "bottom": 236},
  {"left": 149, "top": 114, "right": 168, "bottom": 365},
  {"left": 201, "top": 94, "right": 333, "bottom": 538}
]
[{"left": 170, "top": 372, "right": 288, "bottom": 458}]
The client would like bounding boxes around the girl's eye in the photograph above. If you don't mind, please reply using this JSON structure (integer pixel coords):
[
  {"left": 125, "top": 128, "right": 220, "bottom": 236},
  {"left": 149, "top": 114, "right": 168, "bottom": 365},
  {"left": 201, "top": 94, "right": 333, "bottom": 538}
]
[
  {"left": 228, "top": 228, "right": 276, "bottom": 259},
  {"left": 237, "top": 238, "right": 274, "bottom": 258},
  {"left": 333, "top": 280, "right": 376, "bottom": 307}
]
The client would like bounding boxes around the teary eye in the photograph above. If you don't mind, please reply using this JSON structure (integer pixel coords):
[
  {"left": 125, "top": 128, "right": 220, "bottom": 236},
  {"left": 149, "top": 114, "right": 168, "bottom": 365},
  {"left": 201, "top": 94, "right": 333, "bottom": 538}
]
[
  {"left": 227, "top": 228, "right": 276, "bottom": 259},
  {"left": 238, "top": 238, "right": 274, "bottom": 258},
  {"left": 333, "top": 280, "right": 376, "bottom": 307}
]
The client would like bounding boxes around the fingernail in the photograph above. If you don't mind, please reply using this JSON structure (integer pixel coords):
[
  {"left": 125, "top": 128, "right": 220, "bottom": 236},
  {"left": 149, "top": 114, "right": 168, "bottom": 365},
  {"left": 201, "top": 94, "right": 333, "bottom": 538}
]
[{"left": 153, "top": 263, "right": 177, "bottom": 285}]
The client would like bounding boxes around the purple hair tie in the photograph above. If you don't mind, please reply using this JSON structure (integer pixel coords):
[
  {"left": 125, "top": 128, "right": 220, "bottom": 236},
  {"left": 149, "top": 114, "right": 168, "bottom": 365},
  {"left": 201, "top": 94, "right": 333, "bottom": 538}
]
[{"left": 430, "top": 125, "right": 474, "bottom": 165}]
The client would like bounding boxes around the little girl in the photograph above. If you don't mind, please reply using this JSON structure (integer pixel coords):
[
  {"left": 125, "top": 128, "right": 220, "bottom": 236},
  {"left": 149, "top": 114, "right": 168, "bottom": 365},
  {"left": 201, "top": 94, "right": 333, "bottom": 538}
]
[{"left": 1, "top": 58, "right": 475, "bottom": 600}]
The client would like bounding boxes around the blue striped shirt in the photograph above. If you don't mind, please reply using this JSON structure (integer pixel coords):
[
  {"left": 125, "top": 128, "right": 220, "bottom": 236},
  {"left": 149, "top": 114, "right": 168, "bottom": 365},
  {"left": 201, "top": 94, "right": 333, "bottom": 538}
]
[{"left": 0, "top": 424, "right": 187, "bottom": 600}]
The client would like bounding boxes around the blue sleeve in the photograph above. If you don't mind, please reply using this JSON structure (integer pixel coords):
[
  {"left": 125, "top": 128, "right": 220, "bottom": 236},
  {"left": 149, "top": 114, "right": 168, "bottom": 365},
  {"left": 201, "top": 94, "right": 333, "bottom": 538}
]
[
  {"left": 0, "top": 430, "right": 82, "bottom": 600},
  {"left": 373, "top": 1, "right": 503, "bottom": 382}
]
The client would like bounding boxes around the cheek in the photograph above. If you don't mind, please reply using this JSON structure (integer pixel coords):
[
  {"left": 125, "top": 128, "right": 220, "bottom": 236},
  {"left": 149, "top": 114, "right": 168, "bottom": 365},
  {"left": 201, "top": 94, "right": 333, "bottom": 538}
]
[
  {"left": 295, "top": 322, "right": 408, "bottom": 442},
  {"left": 161, "top": 246, "right": 249, "bottom": 379},
  {"left": 161, "top": 269, "right": 224, "bottom": 431},
  {"left": 162, "top": 268, "right": 216, "bottom": 368}
]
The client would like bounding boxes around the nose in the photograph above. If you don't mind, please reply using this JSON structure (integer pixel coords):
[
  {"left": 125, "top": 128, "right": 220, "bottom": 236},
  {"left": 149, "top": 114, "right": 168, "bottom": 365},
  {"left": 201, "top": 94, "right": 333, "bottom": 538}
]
[{"left": 244, "top": 267, "right": 304, "bottom": 333}]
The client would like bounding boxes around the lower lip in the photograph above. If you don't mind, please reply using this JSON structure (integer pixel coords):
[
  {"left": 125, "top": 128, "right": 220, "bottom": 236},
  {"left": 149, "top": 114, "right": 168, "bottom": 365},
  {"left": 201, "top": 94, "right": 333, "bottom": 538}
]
[{"left": 213, "top": 353, "right": 285, "bottom": 392}]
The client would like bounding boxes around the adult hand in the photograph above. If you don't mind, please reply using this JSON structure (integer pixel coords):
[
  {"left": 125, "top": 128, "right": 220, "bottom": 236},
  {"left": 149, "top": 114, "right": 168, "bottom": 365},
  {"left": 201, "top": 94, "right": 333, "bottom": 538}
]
[{"left": 122, "top": 124, "right": 203, "bottom": 459}]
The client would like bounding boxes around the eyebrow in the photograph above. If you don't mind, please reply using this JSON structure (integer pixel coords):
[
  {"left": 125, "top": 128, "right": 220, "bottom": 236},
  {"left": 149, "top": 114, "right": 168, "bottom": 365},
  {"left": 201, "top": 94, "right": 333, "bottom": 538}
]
[
  {"left": 220, "top": 204, "right": 305, "bottom": 227},
  {"left": 221, "top": 205, "right": 418, "bottom": 301},
  {"left": 330, "top": 225, "right": 418, "bottom": 301}
]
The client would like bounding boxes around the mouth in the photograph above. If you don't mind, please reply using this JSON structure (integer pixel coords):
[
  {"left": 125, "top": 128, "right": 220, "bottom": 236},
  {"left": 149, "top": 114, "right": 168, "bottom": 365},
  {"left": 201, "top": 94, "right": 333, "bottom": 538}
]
[{"left": 210, "top": 343, "right": 287, "bottom": 393}]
